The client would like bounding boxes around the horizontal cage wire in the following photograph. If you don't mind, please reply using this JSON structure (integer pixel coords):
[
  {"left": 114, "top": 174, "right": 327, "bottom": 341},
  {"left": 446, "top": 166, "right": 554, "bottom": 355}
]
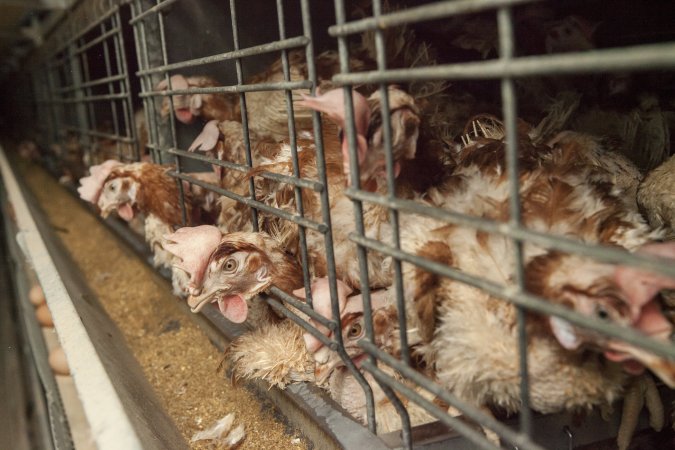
[{"left": 16, "top": 0, "right": 675, "bottom": 449}]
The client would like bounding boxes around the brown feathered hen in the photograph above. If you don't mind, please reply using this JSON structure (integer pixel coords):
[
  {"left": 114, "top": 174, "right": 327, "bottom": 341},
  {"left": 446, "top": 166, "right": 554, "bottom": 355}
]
[
  {"left": 398, "top": 135, "right": 675, "bottom": 448},
  {"left": 77, "top": 161, "right": 217, "bottom": 295},
  {"left": 157, "top": 74, "right": 239, "bottom": 125},
  {"left": 227, "top": 277, "right": 438, "bottom": 434},
  {"left": 162, "top": 226, "right": 302, "bottom": 328}
]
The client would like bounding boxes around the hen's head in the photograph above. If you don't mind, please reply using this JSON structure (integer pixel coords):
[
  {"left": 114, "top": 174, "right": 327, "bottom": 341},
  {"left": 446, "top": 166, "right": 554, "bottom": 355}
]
[
  {"left": 96, "top": 164, "right": 144, "bottom": 222},
  {"left": 295, "top": 278, "right": 395, "bottom": 384},
  {"left": 365, "top": 87, "right": 421, "bottom": 178},
  {"left": 296, "top": 86, "right": 420, "bottom": 190},
  {"left": 526, "top": 243, "right": 675, "bottom": 387},
  {"left": 163, "top": 228, "right": 302, "bottom": 324},
  {"left": 157, "top": 74, "right": 232, "bottom": 125},
  {"left": 544, "top": 15, "right": 597, "bottom": 54},
  {"left": 77, "top": 159, "right": 123, "bottom": 204}
]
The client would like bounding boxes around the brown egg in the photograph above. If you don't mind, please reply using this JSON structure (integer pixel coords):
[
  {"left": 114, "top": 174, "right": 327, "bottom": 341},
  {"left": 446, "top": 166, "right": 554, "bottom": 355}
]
[
  {"left": 29, "top": 285, "right": 46, "bottom": 307},
  {"left": 35, "top": 304, "right": 53, "bottom": 327},
  {"left": 48, "top": 347, "right": 70, "bottom": 376}
]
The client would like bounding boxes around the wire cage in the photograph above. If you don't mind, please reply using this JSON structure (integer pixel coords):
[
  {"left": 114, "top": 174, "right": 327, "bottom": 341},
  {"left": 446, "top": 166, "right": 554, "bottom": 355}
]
[
  {"left": 31, "top": 0, "right": 138, "bottom": 174},
  {"left": 17, "top": 0, "right": 675, "bottom": 449}
]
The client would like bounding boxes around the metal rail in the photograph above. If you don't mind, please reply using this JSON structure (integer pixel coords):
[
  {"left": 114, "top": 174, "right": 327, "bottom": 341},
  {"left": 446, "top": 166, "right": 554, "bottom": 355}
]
[{"left": 135, "top": 36, "right": 310, "bottom": 76}]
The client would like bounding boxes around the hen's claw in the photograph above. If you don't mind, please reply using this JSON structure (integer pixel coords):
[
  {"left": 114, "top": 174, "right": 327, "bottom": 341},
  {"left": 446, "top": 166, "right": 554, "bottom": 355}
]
[{"left": 617, "top": 374, "right": 664, "bottom": 450}]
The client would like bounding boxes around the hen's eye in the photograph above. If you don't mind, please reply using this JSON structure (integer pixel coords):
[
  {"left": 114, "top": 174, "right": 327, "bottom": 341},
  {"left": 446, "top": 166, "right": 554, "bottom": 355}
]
[
  {"left": 596, "top": 305, "right": 610, "bottom": 320},
  {"left": 108, "top": 184, "right": 115, "bottom": 191},
  {"left": 348, "top": 322, "right": 363, "bottom": 339},
  {"left": 223, "top": 258, "right": 237, "bottom": 272}
]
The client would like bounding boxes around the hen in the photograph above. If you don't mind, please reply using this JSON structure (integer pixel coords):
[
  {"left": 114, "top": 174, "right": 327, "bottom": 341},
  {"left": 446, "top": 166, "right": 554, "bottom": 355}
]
[
  {"left": 227, "top": 277, "right": 439, "bottom": 434},
  {"left": 397, "top": 134, "right": 675, "bottom": 441},
  {"left": 305, "top": 280, "right": 440, "bottom": 434},
  {"left": 77, "top": 161, "right": 218, "bottom": 295},
  {"left": 157, "top": 74, "right": 238, "bottom": 125},
  {"left": 162, "top": 226, "right": 302, "bottom": 327}
]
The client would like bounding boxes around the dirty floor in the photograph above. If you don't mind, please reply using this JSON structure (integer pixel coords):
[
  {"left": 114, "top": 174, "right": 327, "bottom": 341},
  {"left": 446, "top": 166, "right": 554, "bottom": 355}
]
[{"left": 22, "top": 163, "right": 308, "bottom": 450}]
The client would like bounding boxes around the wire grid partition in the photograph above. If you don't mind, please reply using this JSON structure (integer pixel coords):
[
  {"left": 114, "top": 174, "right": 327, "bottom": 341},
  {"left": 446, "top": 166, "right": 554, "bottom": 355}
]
[
  {"left": 22, "top": 0, "right": 675, "bottom": 449},
  {"left": 32, "top": 0, "right": 138, "bottom": 166},
  {"left": 123, "top": 0, "right": 675, "bottom": 449},
  {"left": 330, "top": 0, "right": 675, "bottom": 449},
  {"left": 128, "top": 0, "right": 383, "bottom": 435}
]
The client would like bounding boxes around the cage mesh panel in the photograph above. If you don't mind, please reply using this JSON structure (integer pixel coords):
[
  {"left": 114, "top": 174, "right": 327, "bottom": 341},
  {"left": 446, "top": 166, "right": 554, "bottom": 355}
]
[
  {"left": 329, "top": 1, "right": 675, "bottom": 449},
  {"left": 26, "top": 1, "right": 675, "bottom": 449},
  {"left": 34, "top": 2, "right": 138, "bottom": 166}
]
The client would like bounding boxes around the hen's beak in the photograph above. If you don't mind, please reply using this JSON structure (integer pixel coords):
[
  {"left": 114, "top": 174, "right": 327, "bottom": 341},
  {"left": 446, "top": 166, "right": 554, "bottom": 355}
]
[
  {"left": 100, "top": 208, "right": 112, "bottom": 219},
  {"left": 187, "top": 289, "right": 219, "bottom": 313},
  {"left": 314, "top": 347, "right": 343, "bottom": 385},
  {"left": 99, "top": 203, "right": 116, "bottom": 219},
  {"left": 606, "top": 340, "right": 675, "bottom": 388},
  {"left": 605, "top": 301, "right": 675, "bottom": 387}
]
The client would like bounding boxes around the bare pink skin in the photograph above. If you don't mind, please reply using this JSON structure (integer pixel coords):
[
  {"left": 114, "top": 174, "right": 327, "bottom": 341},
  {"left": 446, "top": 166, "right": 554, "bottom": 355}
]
[
  {"left": 614, "top": 242, "right": 675, "bottom": 311},
  {"left": 162, "top": 225, "right": 223, "bottom": 295},
  {"left": 189, "top": 120, "right": 220, "bottom": 153},
  {"left": 296, "top": 89, "right": 370, "bottom": 181},
  {"left": 215, "top": 294, "right": 247, "bottom": 323},
  {"left": 606, "top": 242, "right": 675, "bottom": 383},
  {"left": 188, "top": 120, "right": 222, "bottom": 178},
  {"left": 293, "top": 278, "right": 352, "bottom": 353}
]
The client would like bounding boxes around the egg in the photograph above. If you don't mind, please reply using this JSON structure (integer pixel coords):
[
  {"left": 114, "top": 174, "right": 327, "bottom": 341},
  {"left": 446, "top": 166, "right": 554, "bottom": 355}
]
[
  {"left": 35, "top": 304, "right": 53, "bottom": 327},
  {"left": 48, "top": 347, "right": 70, "bottom": 376},
  {"left": 29, "top": 285, "right": 46, "bottom": 307}
]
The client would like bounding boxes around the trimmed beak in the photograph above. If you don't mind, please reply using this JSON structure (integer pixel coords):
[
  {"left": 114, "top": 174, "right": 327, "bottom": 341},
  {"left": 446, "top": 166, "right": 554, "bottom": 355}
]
[
  {"left": 98, "top": 202, "right": 116, "bottom": 219},
  {"left": 187, "top": 290, "right": 218, "bottom": 313},
  {"left": 606, "top": 340, "right": 675, "bottom": 387},
  {"left": 606, "top": 301, "right": 675, "bottom": 387},
  {"left": 314, "top": 347, "right": 343, "bottom": 385}
]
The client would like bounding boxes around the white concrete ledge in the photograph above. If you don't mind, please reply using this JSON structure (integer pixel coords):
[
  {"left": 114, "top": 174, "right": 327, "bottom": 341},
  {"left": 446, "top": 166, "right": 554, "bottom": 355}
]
[{"left": 0, "top": 147, "right": 144, "bottom": 450}]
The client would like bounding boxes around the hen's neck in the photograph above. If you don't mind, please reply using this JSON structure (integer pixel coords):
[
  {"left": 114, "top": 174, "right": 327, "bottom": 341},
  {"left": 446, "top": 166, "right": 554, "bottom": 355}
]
[{"left": 137, "top": 163, "right": 191, "bottom": 227}]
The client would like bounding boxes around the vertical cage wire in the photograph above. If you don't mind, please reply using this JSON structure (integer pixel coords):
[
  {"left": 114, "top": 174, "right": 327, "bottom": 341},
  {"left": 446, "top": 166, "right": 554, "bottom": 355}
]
[
  {"left": 332, "top": 0, "right": 381, "bottom": 434},
  {"left": 496, "top": 5, "right": 532, "bottom": 436},
  {"left": 366, "top": 1, "right": 415, "bottom": 445},
  {"left": 228, "top": 0, "right": 260, "bottom": 230},
  {"left": 155, "top": 3, "right": 189, "bottom": 225},
  {"left": 76, "top": 37, "right": 96, "bottom": 160},
  {"left": 112, "top": 10, "right": 139, "bottom": 162},
  {"left": 275, "top": 0, "right": 313, "bottom": 301},
  {"left": 131, "top": 0, "right": 162, "bottom": 163},
  {"left": 99, "top": 19, "right": 122, "bottom": 161}
]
